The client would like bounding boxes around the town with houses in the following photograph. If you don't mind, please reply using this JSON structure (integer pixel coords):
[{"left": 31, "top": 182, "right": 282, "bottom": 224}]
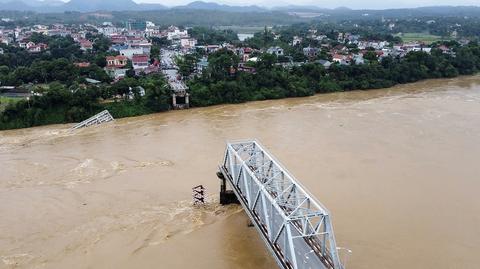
[{"left": 0, "top": 18, "right": 471, "bottom": 109}]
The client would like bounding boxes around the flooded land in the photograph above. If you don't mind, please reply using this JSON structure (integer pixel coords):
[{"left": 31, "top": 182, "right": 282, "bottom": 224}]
[{"left": 1, "top": 76, "right": 480, "bottom": 269}]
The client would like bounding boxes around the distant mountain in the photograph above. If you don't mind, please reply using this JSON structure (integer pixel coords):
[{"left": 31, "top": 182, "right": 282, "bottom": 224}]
[
  {"left": 0, "top": 1, "right": 478, "bottom": 17},
  {"left": 0, "top": 0, "right": 34, "bottom": 11},
  {"left": 136, "top": 3, "right": 168, "bottom": 11},
  {"left": 63, "top": 0, "right": 139, "bottom": 12},
  {"left": 334, "top": 6, "right": 352, "bottom": 11},
  {"left": 272, "top": 5, "right": 329, "bottom": 12},
  {"left": 0, "top": 0, "right": 167, "bottom": 12},
  {"left": 326, "top": 5, "right": 480, "bottom": 18},
  {"left": 175, "top": 1, "right": 266, "bottom": 12},
  {"left": 28, "top": 0, "right": 64, "bottom": 7}
]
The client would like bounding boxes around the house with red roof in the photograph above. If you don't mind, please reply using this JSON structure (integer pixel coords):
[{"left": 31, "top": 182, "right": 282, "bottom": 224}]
[
  {"left": 110, "top": 35, "right": 128, "bottom": 45},
  {"left": 236, "top": 47, "right": 254, "bottom": 62},
  {"left": 106, "top": 55, "right": 128, "bottom": 68},
  {"left": 105, "top": 55, "right": 129, "bottom": 79},
  {"left": 132, "top": 54, "right": 149, "bottom": 71},
  {"left": 332, "top": 54, "right": 352, "bottom": 65},
  {"left": 78, "top": 39, "right": 93, "bottom": 51},
  {"left": 27, "top": 43, "right": 47, "bottom": 53}
]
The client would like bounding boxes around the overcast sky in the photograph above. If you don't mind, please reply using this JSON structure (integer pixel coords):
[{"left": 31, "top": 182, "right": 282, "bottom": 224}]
[{"left": 135, "top": 0, "right": 480, "bottom": 9}]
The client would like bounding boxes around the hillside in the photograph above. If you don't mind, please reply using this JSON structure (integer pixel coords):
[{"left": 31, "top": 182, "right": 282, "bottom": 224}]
[
  {"left": 63, "top": 0, "right": 160, "bottom": 12},
  {"left": 0, "top": 1, "right": 479, "bottom": 19},
  {"left": 174, "top": 1, "right": 266, "bottom": 12}
]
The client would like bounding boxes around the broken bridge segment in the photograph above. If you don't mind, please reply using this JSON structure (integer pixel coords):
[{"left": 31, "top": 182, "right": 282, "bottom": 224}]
[
  {"left": 218, "top": 140, "right": 344, "bottom": 269},
  {"left": 71, "top": 110, "right": 114, "bottom": 130}
]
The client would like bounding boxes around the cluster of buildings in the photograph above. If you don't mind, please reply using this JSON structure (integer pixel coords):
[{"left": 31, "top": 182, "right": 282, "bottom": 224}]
[
  {"left": 18, "top": 41, "right": 48, "bottom": 53},
  {"left": 100, "top": 24, "right": 199, "bottom": 80},
  {"left": 0, "top": 19, "right": 469, "bottom": 82},
  {"left": 162, "top": 27, "right": 465, "bottom": 76},
  {"left": 0, "top": 18, "right": 473, "bottom": 112},
  {"left": 100, "top": 22, "right": 157, "bottom": 79},
  {"left": 0, "top": 21, "right": 202, "bottom": 81},
  {"left": 261, "top": 30, "right": 464, "bottom": 67},
  {"left": 0, "top": 21, "right": 160, "bottom": 80},
  {"left": 0, "top": 23, "right": 96, "bottom": 53}
]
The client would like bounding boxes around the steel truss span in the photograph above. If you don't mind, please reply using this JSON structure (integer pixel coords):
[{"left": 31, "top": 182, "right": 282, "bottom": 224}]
[{"left": 219, "top": 140, "right": 343, "bottom": 269}]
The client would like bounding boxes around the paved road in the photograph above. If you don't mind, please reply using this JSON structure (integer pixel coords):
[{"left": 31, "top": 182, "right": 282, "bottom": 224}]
[{"left": 161, "top": 49, "right": 188, "bottom": 93}]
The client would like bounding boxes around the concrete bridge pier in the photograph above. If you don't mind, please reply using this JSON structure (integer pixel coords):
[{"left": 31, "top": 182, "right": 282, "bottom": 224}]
[
  {"left": 217, "top": 170, "right": 239, "bottom": 205},
  {"left": 172, "top": 92, "right": 190, "bottom": 109}
]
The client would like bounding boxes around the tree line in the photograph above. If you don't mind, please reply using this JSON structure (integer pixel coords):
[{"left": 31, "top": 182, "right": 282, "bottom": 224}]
[
  {"left": 187, "top": 41, "right": 480, "bottom": 107},
  {"left": 1, "top": 28, "right": 479, "bottom": 130},
  {"left": 0, "top": 74, "right": 171, "bottom": 130}
]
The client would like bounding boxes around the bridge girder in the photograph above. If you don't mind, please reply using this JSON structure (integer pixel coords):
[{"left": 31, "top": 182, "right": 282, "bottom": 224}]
[{"left": 221, "top": 140, "right": 343, "bottom": 269}]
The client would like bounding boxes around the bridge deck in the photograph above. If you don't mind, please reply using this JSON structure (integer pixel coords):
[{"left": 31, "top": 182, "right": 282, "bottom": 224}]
[{"left": 219, "top": 140, "right": 343, "bottom": 269}]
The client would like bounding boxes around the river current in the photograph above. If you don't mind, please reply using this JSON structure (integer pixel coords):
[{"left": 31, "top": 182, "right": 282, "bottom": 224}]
[{"left": 1, "top": 76, "right": 480, "bottom": 269}]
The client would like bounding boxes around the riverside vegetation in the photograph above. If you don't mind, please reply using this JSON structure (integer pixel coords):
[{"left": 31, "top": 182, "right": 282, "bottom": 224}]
[
  {"left": 187, "top": 42, "right": 480, "bottom": 106},
  {"left": 0, "top": 30, "right": 479, "bottom": 130}
]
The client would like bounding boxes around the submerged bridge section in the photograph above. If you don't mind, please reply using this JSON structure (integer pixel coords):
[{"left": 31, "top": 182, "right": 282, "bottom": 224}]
[
  {"left": 218, "top": 140, "right": 343, "bottom": 269},
  {"left": 71, "top": 110, "right": 114, "bottom": 130}
]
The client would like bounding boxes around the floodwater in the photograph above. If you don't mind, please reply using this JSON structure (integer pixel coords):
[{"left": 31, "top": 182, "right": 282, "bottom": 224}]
[{"left": 1, "top": 76, "right": 480, "bottom": 269}]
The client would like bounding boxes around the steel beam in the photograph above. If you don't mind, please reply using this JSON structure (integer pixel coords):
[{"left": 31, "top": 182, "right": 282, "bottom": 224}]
[{"left": 220, "top": 140, "right": 343, "bottom": 269}]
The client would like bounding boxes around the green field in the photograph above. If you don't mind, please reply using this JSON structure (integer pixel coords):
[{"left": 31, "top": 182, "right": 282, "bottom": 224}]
[
  {"left": 214, "top": 25, "right": 266, "bottom": 34},
  {"left": 0, "top": 96, "right": 22, "bottom": 112},
  {"left": 396, "top": 32, "right": 446, "bottom": 44}
]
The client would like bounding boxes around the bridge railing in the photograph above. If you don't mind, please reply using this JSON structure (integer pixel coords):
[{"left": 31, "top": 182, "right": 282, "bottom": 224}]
[{"left": 221, "top": 140, "right": 343, "bottom": 269}]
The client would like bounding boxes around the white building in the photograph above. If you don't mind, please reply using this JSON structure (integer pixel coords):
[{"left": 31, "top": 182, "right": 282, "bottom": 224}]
[
  {"left": 132, "top": 54, "right": 149, "bottom": 71},
  {"left": 180, "top": 38, "right": 197, "bottom": 48},
  {"left": 146, "top": 21, "right": 155, "bottom": 28},
  {"left": 167, "top": 27, "right": 188, "bottom": 40},
  {"left": 106, "top": 68, "right": 128, "bottom": 79},
  {"left": 98, "top": 27, "right": 120, "bottom": 36},
  {"left": 292, "top": 36, "right": 303, "bottom": 46},
  {"left": 267, "top": 46, "right": 284, "bottom": 56},
  {"left": 119, "top": 47, "right": 144, "bottom": 59}
]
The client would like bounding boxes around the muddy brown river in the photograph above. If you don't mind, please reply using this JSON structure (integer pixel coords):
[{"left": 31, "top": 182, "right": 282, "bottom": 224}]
[{"left": 1, "top": 76, "right": 480, "bottom": 269}]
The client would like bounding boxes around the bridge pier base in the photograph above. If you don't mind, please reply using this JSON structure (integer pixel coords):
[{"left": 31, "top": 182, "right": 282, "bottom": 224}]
[{"left": 217, "top": 171, "right": 239, "bottom": 205}]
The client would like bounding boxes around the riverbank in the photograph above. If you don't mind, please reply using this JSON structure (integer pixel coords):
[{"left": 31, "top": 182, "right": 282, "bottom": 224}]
[
  {"left": 0, "top": 74, "right": 478, "bottom": 131},
  {"left": 2, "top": 39, "right": 480, "bottom": 131},
  {"left": 1, "top": 74, "right": 478, "bottom": 133},
  {"left": 0, "top": 96, "right": 21, "bottom": 112}
]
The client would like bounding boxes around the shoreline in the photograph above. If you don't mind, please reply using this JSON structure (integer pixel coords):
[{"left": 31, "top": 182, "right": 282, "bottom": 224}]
[{"left": 1, "top": 74, "right": 479, "bottom": 132}]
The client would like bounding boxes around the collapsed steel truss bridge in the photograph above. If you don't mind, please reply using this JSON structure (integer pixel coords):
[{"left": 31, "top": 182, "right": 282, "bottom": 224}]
[{"left": 218, "top": 140, "right": 344, "bottom": 269}]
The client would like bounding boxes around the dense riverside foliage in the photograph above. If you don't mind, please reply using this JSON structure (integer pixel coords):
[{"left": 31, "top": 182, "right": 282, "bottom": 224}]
[
  {"left": 188, "top": 42, "right": 480, "bottom": 106},
  {"left": 1, "top": 41, "right": 480, "bottom": 130},
  {"left": 0, "top": 74, "right": 171, "bottom": 130}
]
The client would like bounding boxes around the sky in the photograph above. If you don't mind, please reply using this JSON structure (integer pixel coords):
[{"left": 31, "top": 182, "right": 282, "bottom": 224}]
[{"left": 135, "top": 0, "right": 480, "bottom": 9}]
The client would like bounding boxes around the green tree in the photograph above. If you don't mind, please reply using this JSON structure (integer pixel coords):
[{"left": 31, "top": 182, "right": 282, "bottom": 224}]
[{"left": 207, "top": 49, "right": 239, "bottom": 81}]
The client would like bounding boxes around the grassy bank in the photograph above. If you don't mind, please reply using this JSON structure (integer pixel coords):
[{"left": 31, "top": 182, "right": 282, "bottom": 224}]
[
  {"left": 214, "top": 25, "right": 266, "bottom": 34},
  {"left": 0, "top": 100, "right": 160, "bottom": 130},
  {"left": 0, "top": 97, "right": 22, "bottom": 112}
]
